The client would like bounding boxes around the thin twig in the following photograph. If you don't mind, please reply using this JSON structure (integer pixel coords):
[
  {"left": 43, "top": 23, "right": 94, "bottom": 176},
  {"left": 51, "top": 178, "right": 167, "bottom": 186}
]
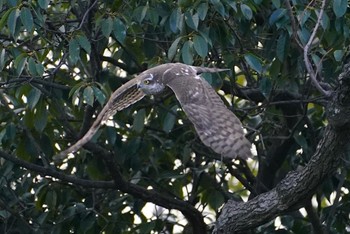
[
  {"left": 284, "top": 0, "right": 303, "bottom": 49},
  {"left": 76, "top": 0, "right": 98, "bottom": 31},
  {"left": 303, "top": 0, "right": 331, "bottom": 97}
]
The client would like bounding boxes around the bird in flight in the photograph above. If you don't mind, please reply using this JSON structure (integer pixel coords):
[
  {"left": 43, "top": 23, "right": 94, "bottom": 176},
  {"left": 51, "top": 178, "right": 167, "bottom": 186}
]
[{"left": 54, "top": 63, "right": 252, "bottom": 161}]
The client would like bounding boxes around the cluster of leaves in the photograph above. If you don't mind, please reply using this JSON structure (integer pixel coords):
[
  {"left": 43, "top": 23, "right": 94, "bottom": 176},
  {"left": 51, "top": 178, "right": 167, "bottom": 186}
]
[{"left": 0, "top": 0, "right": 349, "bottom": 233}]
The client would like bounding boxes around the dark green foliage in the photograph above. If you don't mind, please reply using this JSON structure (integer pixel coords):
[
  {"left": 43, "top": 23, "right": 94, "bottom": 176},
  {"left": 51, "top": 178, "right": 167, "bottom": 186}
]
[{"left": 0, "top": 0, "right": 349, "bottom": 233}]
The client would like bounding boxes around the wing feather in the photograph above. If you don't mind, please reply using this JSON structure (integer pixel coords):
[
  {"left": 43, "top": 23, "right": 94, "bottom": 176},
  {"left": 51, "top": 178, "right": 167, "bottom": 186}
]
[
  {"left": 54, "top": 78, "right": 145, "bottom": 161},
  {"left": 167, "top": 75, "right": 251, "bottom": 159}
]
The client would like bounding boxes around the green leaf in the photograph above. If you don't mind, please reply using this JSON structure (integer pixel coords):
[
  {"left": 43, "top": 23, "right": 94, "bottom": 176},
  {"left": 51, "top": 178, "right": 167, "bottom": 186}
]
[
  {"left": 318, "top": 11, "right": 330, "bottom": 30},
  {"left": 38, "top": 0, "right": 50, "bottom": 9},
  {"left": 69, "top": 39, "right": 80, "bottom": 64},
  {"left": 27, "top": 88, "right": 42, "bottom": 110},
  {"left": 34, "top": 101, "right": 48, "bottom": 132},
  {"left": 5, "top": 123, "right": 16, "bottom": 141},
  {"left": 113, "top": 18, "right": 126, "bottom": 43},
  {"left": 147, "top": 8, "right": 159, "bottom": 26},
  {"left": 204, "top": 190, "right": 225, "bottom": 210},
  {"left": 271, "top": 0, "right": 281, "bottom": 8},
  {"left": 269, "top": 59, "right": 281, "bottom": 79},
  {"left": 240, "top": 4, "right": 253, "bottom": 20},
  {"left": 92, "top": 86, "right": 106, "bottom": 105},
  {"left": 168, "top": 37, "right": 182, "bottom": 60},
  {"left": 259, "top": 77, "right": 272, "bottom": 97},
  {"left": 140, "top": 5, "right": 148, "bottom": 23},
  {"left": 181, "top": 40, "right": 193, "bottom": 65},
  {"left": 36, "top": 63, "right": 45, "bottom": 77},
  {"left": 163, "top": 105, "right": 178, "bottom": 133},
  {"left": 83, "top": 86, "right": 94, "bottom": 106},
  {"left": 0, "top": 49, "right": 5, "bottom": 71},
  {"left": 333, "top": 0, "right": 347, "bottom": 18},
  {"left": 169, "top": 8, "right": 182, "bottom": 33},
  {"left": 14, "top": 53, "right": 27, "bottom": 76},
  {"left": 244, "top": 53, "right": 263, "bottom": 74},
  {"left": 211, "top": 0, "right": 226, "bottom": 17},
  {"left": 184, "top": 12, "right": 199, "bottom": 30},
  {"left": 45, "top": 190, "right": 57, "bottom": 208},
  {"left": 333, "top": 50, "right": 344, "bottom": 62},
  {"left": 76, "top": 34, "right": 91, "bottom": 54},
  {"left": 293, "top": 132, "right": 308, "bottom": 150},
  {"left": 297, "top": 27, "right": 310, "bottom": 45},
  {"left": 0, "top": 7, "right": 15, "bottom": 30},
  {"left": 196, "top": 3, "right": 208, "bottom": 20},
  {"left": 227, "top": 1, "right": 237, "bottom": 11},
  {"left": 20, "top": 7, "right": 33, "bottom": 31},
  {"left": 193, "top": 34, "right": 208, "bottom": 58},
  {"left": 276, "top": 32, "right": 288, "bottom": 61},
  {"left": 28, "top": 57, "right": 37, "bottom": 76},
  {"left": 101, "top": 17, "right": 113, "bottom": 38},
  {"left": 133, "top": 109, "right": 146, "bottom": 133},
  {"left": 269, "top": 8, "right": 286, "bottom": 25},
  {"left": 7, "top": 8, "right": 20, "bottom": 38}
]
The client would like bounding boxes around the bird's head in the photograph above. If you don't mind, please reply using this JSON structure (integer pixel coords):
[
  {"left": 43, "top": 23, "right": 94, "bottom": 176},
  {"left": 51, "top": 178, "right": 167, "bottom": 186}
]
[{"left": 137, "top": 72, "right": 166, "bottom": 95}]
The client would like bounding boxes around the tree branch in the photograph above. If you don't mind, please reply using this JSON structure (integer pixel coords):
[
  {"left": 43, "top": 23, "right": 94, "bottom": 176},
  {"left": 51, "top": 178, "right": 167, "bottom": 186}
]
[
  {"left": 213, "top": 63, "right": 350, "bottom": 233},
  {"left": 303, "top": 0, "right": 331, "bottom": 97}
]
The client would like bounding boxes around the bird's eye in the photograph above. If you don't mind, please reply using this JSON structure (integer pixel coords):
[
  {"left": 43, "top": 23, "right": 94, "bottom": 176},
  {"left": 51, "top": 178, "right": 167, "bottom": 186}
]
[{"left": 144, "top": 80, "right": 151, "bottom": 85}]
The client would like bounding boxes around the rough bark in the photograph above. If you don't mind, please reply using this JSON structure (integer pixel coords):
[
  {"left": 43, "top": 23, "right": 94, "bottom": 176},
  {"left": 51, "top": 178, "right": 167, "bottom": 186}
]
[{"left": 213, "top": 64, "right": 350, "bottom": 233}]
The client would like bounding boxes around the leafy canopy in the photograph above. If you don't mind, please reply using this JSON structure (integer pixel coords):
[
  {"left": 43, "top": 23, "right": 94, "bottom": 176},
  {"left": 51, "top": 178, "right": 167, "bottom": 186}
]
[{"left": 0, "top": 0, "right": 349, "bottom": 233}]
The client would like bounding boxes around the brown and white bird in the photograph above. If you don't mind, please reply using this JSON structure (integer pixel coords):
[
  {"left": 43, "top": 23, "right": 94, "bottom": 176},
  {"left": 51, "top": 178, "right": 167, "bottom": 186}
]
[{"left": 54, "top": 63, "right": 252, "bottom": 161}]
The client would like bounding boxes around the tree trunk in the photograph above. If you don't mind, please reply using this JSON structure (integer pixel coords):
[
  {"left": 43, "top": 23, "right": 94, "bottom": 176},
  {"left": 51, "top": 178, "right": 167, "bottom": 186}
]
[{"left": 214, "top": 64, "right": 350, "bottom": 233}]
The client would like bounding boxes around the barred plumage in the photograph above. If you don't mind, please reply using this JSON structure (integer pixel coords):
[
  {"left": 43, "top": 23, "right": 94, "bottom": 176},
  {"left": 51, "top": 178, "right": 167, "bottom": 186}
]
[{"left": 54, "top": 63, "right": 252, "bottom": 161}]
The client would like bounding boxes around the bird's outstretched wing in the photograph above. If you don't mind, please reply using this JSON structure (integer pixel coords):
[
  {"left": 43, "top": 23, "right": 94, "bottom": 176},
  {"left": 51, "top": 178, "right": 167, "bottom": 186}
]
[
  {"left": 166, "top": 68, "right": 252, "bottom": 159},
  {"left": 53, "top": 78, "right": 145, "bottom": 162}
]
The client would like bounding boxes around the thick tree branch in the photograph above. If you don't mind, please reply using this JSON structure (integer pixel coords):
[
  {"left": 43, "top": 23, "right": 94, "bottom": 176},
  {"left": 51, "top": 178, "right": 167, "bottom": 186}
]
[
  {"left": 0, "top": 150, "right": 115, "bottom": 189},
  {"left": 0, "top": 144, "right": 207, "bottom": 233},
  {"left": 213, "top": 63, "right": 350, "bottom": 233},
  {"left": 83, "top": 142, "right": 208, "bottom": 234}
]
